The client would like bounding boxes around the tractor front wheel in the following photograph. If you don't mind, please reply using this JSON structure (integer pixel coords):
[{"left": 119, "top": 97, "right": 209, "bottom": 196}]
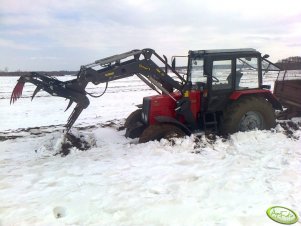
[
  {"left": 125, "top": 109, "right": 145, "bottom": 139},
  {"left": 221, "top": 96, "right": 276, "bottom": 134},
  {"left": 139, "top": 124, "right": 185, "bottom": 143},
  {"left": 124, "top": 109, "right": 142, "bottom": 129}
]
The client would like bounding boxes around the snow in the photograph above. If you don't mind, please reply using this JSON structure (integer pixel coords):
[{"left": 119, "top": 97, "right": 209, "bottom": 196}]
[{"left": 0, "top": 75, "right": 301, "bottom": 226}]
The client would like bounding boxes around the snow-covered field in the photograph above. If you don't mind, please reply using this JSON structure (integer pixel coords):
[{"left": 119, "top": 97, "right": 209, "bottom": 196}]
[{"left": 0, "top": 74, "right": 300, "bottom": 226}]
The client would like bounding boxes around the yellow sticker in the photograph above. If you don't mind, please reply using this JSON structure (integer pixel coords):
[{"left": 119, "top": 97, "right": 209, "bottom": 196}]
[
  {"left": 184, "top": 91, "right": 189, "bottom": 97},
  {"left": 139, "top": 64, "right": 150, "bottom": 71},
  {"left": 156, "top": 68, "right": 165, "bottom": 76},
  {"left": 105, "top": 72, "right": 114, "bottom": 77}
]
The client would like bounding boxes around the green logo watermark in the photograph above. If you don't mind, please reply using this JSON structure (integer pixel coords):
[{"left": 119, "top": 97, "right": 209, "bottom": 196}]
[{"left": 266, "top": 206, "right": 299, "bottom": 225}]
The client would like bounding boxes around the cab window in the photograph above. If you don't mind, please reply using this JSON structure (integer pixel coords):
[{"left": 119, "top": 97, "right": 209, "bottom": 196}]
[
  {"left": 190, "top": 59, "right": 206, "bottom": 84},
  {"left": 212, "top": 60, "right": 232, "bottom": 90},
  {"left": 236, "top": 57, "right": 259, "bottom": 89}
]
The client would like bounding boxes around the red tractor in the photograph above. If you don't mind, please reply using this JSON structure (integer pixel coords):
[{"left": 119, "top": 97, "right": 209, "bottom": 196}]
[{"left": 11, "top": 48, "right": 282, "bottom": 142}]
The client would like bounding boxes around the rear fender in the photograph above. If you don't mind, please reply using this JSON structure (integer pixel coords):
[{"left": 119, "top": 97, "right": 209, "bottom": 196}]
[
  {"left": 155, "top": 116, "right": 191, "bottom": 135},
  {"left": 229, "top": 90, "right": 283, "bottom": 110}
]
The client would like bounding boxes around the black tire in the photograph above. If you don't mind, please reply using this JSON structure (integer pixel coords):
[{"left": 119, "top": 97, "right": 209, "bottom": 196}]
[
  {"left": 124, "top": 109, "right": 142, "bottom": 129},
  {"left": 220, "top": 96, "right": 276, "bottom": 134},
  {"left": 125, "top": 122, "right": 146, "bottom": 139},
  {"left": 139, "top": 124, "right": 185, "bottom": 143}
]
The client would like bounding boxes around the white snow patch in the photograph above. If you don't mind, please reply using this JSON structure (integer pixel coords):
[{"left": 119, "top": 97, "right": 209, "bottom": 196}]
[
  {"left": 0, "top": 76, "right": 301, "bottom": 225},
  {"left": 0, "top": 127, "right": 300, "bottom": 226}
]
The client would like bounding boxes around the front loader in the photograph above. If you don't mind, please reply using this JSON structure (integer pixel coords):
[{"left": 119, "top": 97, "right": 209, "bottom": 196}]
[{"left": 11, "top": 48, "right": 283, "bottom": 143}]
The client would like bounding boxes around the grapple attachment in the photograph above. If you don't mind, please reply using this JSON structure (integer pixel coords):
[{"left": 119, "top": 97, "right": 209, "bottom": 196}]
[{"left": 10, "top": 72, "right": 89, "bottom": 132}]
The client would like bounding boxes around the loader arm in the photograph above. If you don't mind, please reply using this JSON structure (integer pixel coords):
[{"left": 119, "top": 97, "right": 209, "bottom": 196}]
[
  {"left": 78, "top": 48, "right": 185, "bottom": 92},
  {"left": 11, "top": 48, "right": 193, "bottom": 132}
]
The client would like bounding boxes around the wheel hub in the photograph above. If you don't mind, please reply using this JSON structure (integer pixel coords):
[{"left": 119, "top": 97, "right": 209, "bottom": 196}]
[{"left": 239, "top": 111, "right": 263, "bottom": 131}]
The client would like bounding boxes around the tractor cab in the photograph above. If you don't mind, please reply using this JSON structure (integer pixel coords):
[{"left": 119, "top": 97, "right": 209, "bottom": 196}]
[{"left": 186, "top": 48, "right": 280, "bottom": 112}]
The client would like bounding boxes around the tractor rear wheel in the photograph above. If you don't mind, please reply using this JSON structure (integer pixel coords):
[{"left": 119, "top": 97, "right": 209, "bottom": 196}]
[
  {"left": 139, "top": 124, "right": 185, "bottom": 143},
  {"left": 220, "top": 96, "right": 276, "bottom": 134}
]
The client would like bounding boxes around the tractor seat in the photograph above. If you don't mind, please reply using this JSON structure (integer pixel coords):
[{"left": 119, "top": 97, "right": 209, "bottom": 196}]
[{"left": 227, "top": 71, "right": 243, "bottom": 87}]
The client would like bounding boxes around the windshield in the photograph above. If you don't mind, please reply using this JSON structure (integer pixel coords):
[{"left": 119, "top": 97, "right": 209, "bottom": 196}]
[
  {"left": 237, "top": 57, "right": 281, "bottom": 72},
  {"left": 237, "top": 57, "right": 258, "bottom": 71}
]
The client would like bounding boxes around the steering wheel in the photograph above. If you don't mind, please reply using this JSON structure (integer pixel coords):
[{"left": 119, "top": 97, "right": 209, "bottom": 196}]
[
  {"left": 212, "top": 75, "right": 219, "bottom": 83},
  {"left": 204, "top": 74, "right": 219, "bottom": 83}
]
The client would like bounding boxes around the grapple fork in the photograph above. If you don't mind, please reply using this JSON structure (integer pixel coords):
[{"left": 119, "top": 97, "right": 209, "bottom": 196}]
[{"left": 10, "top": 72, "right": 89, "bottom": 132}]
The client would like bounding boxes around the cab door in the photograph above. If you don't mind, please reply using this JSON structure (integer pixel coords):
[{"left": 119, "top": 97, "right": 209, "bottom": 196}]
[{"left": 204, "top": 55, "right": 235, "bottom": 112}]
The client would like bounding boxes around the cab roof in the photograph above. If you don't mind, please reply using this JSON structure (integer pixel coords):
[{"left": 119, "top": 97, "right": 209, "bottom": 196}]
[{"left": 189, "top": 48, "right": 259, "bottom": 56}]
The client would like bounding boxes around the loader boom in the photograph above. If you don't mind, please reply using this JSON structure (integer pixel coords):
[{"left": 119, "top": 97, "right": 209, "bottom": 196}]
[
  {"left": 78, "top": 48, "right": 185, "bottom": 92},
  {"left": 11, "top": 48, "right": 191, "bottom": 131}
]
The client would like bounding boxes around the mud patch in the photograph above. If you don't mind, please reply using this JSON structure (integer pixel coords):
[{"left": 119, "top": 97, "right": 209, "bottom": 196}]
[
  {"left": 100, "top": 119, "right": 124, "bottom": 130},
  {"left": 0, "top": 119, "right": 124, "bottom": 141},
  {"left": 76, "top": 125, "right": 97, "bottom": 131},
  {"left": 193, "top": 133, "right": 224, "bottom": 150},
  {"left": 76, "top": 119, "right": 124, "bottom": 131},
  {"left": 56, "top": 133, "right": 96, "bottom": 157},
  {"left": 0, "top": 135, "right": 23, "bottom": 141},
  {"left": 278, "top": 120, "right": 301, "bottom": 139},
  {"left": 0, "top": 124, "right": 64, "bottom": 140}
]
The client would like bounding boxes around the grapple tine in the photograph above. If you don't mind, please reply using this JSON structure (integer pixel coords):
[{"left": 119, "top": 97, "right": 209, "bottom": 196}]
[
  {"left": 64, "top": 100, "right": 74, "bottom": 112},
  {"left": 65, "top": 105, "right": 84, "bottom": 132},
  {"left": 10, "top": 79, "right": 25, "bottom": 105},
  {"left": 31, "top": 86, "right": 41, "bottom": 101}
]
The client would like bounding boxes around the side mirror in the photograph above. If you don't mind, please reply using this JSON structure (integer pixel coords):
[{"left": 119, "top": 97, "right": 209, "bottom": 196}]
[
  {"left": 263, "top": 54, "right": 270, "bottom": 59},
  {"left": 172, "top": 58, "right": 176, "bottom": 70}
]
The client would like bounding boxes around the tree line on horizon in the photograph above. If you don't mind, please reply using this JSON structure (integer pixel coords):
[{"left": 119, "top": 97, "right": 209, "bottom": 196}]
[{"left": 275, "top": 56, "right": 301, "bottom": 70}]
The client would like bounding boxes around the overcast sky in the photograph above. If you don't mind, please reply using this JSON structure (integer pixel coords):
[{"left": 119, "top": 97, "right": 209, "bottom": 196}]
[{"left": 0, "top": 0, "right": 300, "bottom": 71}]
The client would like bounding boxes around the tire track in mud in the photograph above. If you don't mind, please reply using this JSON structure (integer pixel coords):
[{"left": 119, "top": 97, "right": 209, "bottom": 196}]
[
  {"left": 1, "top": 119, "right": 300, "bottom": 142},
  {"left": 0, "top": 119, "right": 125, "bottom": 141}
]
